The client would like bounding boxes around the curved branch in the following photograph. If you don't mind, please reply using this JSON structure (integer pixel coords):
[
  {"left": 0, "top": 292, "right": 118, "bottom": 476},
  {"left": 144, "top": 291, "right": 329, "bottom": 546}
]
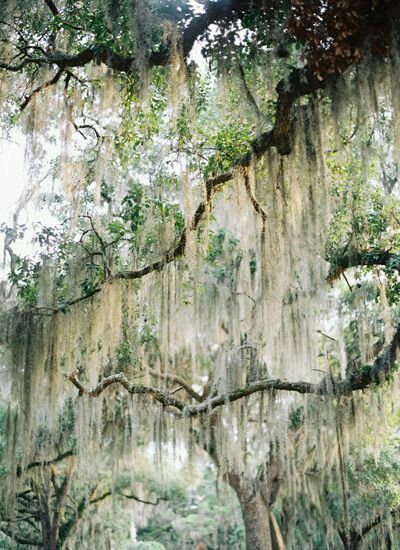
[
  {"left": 46, "top": 66, "right": 329, "bottom": 313},
  {"left": 243, "top": 169, "right": 266, "bottom": 221},
  {"left": 342, "top": 323, "right": 400, "bottom": 391},
  {"left": 238, "top": 63, "right": 264, "bottom": 124},
  {"left": 47, "top": 171, "right": 231, "bottom": 313},
  {"left": 113, "top": 172, "right": 230, "bottom": 281},
  {"left": 120, "top": 492, "right": 166, "bottom": 506},
  {"left": 20, "top": 68, "right": 64, "bottom": 111},
  {"left": 66, "top": 323, "right": 400, "bottom": 414},
  {"left": 360, "top": 506, "right": 400, "bottom": 538},
  {"left": 327, "top": 250, "right": 399, "bottom": 283},
  {"left": 17, "top": 450, "right": 74, "bottom": 477},
  {"left": 343, "top": 505, "right": 400, "bottom": 549},
  {"left": 89, "top": 489, "right": 165, "bottom": 506}
]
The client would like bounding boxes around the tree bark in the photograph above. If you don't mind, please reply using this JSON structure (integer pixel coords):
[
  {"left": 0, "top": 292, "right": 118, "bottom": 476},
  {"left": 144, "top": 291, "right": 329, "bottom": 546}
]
[
  {"left": 204, "top": 413, "right": 277, "bottom": 549},
  {"left": 228, "top": 473, "right": 273, "bottom": 550},
  {"left": 38, "top": 493, "right": 52, "bottom": 549}
]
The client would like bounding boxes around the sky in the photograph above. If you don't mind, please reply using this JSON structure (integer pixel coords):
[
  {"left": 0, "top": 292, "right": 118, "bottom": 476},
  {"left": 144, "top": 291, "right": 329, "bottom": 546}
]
[
  {"left": 0, "top": 135, "right": 27, "bottom": 280},
  {"left": 0, "top": 135, "right": 26, "bottom": 227},
  {"left": 0, "top": 131, "right": 60, "bottom": 277}
]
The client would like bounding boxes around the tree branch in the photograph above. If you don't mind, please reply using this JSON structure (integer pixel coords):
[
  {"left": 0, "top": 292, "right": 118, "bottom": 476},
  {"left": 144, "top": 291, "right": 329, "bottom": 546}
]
[
  {"left": 18, "top": 450, "right": 75, "bottom": 476},
  {"left": 327, "top": 250, "right": 399, "bottom": 283},
  {"left": 46, "top": 64, "right": 329, "bottom": 314},
  {"left": 89, "top": 491, "right": 111, "bottom": 505},
  {"left": 0, "top": 525, "right": 41, "bottom": 546},
  {"left": 148, "top": 367, "right": 204, "bottom": 402},
  {"left": 44, "top": 0, "right": 59, "bottom": 16},
  {"left": 20, "top": 68, "right": 64, "bottom": 111},
  {"left": 46, "top": 171, "right": 231, "bottom": 313},
  {"left": 238, "top": 63, "right": 264, "bottom": 124},
  {"left": 120, "top": 492, "right": 166, "bottom": 505},
  {"left": 243, "top": 168, "right": 266, "bottom": 221},
  {"left": 342, "top": 505, "right": 400, "bottom": 548},
  {"left": 89, "top": 489, "right": 165, "bottom": 506},
  {"left": 66, "top": 323, "right": 400, "bottom": 413},
  {"left": 360, "top": 506, "right": 400, "bottom": 538}
]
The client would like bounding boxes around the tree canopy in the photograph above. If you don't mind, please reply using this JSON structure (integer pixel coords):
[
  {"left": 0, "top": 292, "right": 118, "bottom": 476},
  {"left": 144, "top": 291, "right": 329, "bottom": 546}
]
[{"left": 0, "top": 1, "right": 400, "bottom": 548}]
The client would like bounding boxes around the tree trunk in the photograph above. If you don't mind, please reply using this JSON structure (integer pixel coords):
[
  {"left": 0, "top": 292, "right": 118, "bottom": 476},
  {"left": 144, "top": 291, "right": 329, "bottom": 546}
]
[
  {"left": 38, "top": 494, "right": 52, "bottom": 549},
  {"left": 49, "top": 524, "right": 60, "bottom": 550},
  {"left": 228, "top": 473, "right": 273, "bottom": 550},
  {"left": 205, "top": 414, "right": 277, "bottom": 549}
]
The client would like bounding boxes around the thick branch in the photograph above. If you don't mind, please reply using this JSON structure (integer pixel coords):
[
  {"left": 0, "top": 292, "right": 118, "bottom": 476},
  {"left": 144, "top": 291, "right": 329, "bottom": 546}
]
[
  {"left": 342, "top": 505, "right": 400, "bottom": 549},
  {"left": 360, "top": 506, "right": 400, "bottom": 538},
  {"left": 18, "top": 450, "right": 75, "bottom": 476},
  {"left": 48, "top": 172, "right": 231, "bottom": 312},
  {"left": 44, "top": 0, "right": 59, "bottom": 16},
  {"left": 66, "top": 323, "right": 400, "bottom": 414},
  {"left": 47, "top": 66, "right": 328, "bottom": 313},
  {"left": 341, "top": 324, "right": 400, "bottom": 391},
  {"left": 327, "top": 250, "right": 399, "bottom": 283}
]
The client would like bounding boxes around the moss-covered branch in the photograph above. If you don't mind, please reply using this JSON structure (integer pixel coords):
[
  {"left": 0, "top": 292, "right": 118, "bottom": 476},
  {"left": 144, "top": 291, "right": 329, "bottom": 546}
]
[
  {"left": 148, "top": 367, "right": 204, "bottom": 402},
  {"left": 338, "top": 504, "right": 400, "bottom": 549},
  {"left": 17, "top": 450, "right": 75, "bottom": 477},
  {"left": 66, "top": 324, "right": 400, "bottom": 414},
  {"left": 1, "top": 1, "right": 265, "bottom": 72},
  {"left": 327, "top": 249, "right": 400, "bottom": 283},
  {"left": 46, "top": 66, "right": 330, "bottom": 313}
]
